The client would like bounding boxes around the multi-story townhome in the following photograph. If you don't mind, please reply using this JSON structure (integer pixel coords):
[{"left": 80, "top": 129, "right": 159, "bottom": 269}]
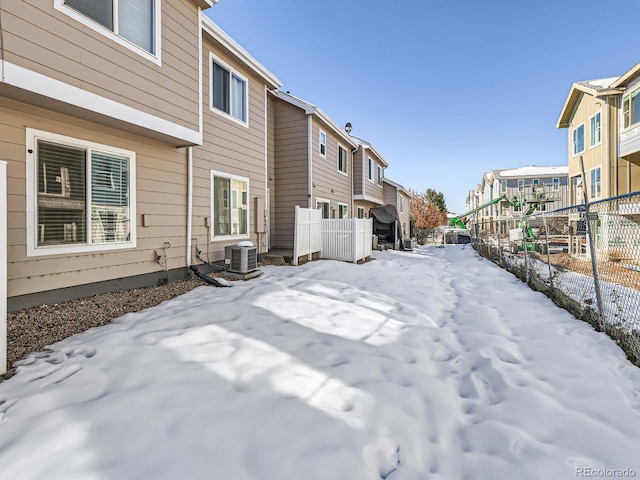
[
  {"left": 1, "top": 0, "right": 215, "bottom": 311},
  {"left": 382, "top": 178, "right": 412, "bottom": 239},
  {"left": 465, "top": 166, "right": 569, "bottom": 233},
  {"left": 493, "top": 165, "right": 570, "bottom": 216},
  {"left": 350, "top": 136, "right": 389, "bottom": 219},
  {"left": 557, "top": 72, "right": 640, "bottom": 203},
  {"left": 267, "top": 91, "right": 358, "bottom": 250},
  {"left": 196, "top": 17, "right": 282, "bottom": 261},
  {"left": 557, "top": 65, "right": 640, "bottom": 257}
]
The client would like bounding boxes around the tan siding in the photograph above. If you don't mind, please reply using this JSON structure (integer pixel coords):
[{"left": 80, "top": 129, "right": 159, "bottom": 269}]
[
  {"left": 1, "top": 97, "right": 189, "bottom": 298},
  {"left": 272, "top": 99, "right": 308, "bottom": 248},
  {"left": 310, "top": 119, "right": 352, "bottom": 217},
  {"left": 4, "top": 0, "right": 201, "bottom": 130},
  {"left": 363, "top": 153, "right": 385, "bottom": 203},
  {"left": 567, "top": 94, "right": 609, "bottom": 198},
  {"left": 353, "top": 146, "right": 364, "bottom": 195},
  {"left": 192, "top": 36, "right": 269, "bottom": 259}
]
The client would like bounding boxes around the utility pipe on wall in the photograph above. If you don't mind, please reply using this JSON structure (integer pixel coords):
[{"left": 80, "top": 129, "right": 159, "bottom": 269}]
[{"left": 186, "top": 147, "right": 193, "bottom": 268}]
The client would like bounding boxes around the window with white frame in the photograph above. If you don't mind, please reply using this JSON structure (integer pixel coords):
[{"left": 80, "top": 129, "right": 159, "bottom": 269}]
[
  {"left": 58, "top": 0, "right": 158, "bottom": 57},
  {"left": 377, "top": 166, "right": 383, "bottom": 186},
  {"left": 338, "top": 203, "right": 348, "bottom": 219},
  {"left": 517, "top": 179, "right": 524, "bottom": 192},
  {"left": 590, "top": 112, "right": 601, "bottom": 147},
  {"left": 590, "top": 167, "right": 601, "bottom": 199},
  {"left": 500, "top": 180, "right": 507, "bottom": 193},
  {"left": 210, "top": 54, "right": 248, "bottom": 124},
  {"left": 319, "top": 130, "right": 326, "bottom": 157},
  {"left": 553, "top": 177, "right": 559, "bottom": 191},
  {"left": 27, "top": 129, "right": 135, "bottom": 256},
  {"left": 623, "top": 89, "right": 640, "bottom": 129},
  {"left": 572, "top": 124, "right": 585, "bottom": 155},
  {"left": 316, "top": 198, "right": 330, "bottom": 219},
  {"left": 368, "top": 158, "right": 374, "bottom": 181},
  {"left": 357, "top": 206, "right": 365, "bottom": 219},
  {"left": 211, "top": 170, "right": 249, "bottom": 238},
  {"left": 337, "top": 144, "right": 348, "bottom": 174}
]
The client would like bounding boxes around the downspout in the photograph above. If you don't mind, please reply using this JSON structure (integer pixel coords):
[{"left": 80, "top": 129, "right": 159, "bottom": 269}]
[
  {"left": 186, "top": 147, "right": 193, "bottom": 268},
  {"left": 361, "top": 146, "right": 365, "bottom": 210},
  {"left": 308, "top": 114, "right": 313, "bottom": 208}
]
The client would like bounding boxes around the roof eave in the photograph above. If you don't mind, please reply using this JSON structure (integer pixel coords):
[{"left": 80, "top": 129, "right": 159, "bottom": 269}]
[
  {"left": 201, "top": 16, "right": 282, "bottom": 90},
  {"left": 611, "top": 61, "right": 640, "bottom": 88}
]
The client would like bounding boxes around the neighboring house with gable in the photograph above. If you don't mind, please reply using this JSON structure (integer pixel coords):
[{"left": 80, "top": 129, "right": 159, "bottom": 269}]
[
  {"left": 383, "top": 178, "right": 412, "bottom": 239},
  {"left": 196, "top": 17, "right": 282, "bottom": 261},
  {"left": 268, "top": 90, "right": 358, "bottom": 249},
  {"left": 350, "top": 136, "right": 389, "bottom": 220},
  {"left": 557, "top": 73, "right": 640, "bottom": 203},
  {"left": 1, "top": 0, "right": 215, "bottom": 311}
]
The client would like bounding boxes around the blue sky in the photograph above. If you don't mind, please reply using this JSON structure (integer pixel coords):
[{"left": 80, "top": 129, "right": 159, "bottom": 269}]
[{"left": 205, "top": 1, "right": 640, "bottom": 213}]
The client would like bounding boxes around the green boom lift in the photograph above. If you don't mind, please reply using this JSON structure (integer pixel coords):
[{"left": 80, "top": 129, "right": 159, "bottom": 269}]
[{"left": 450, "top": 195, "right": 541, "bottom": 251}]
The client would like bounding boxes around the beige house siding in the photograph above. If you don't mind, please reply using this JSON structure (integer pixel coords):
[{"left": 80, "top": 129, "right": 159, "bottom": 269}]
[
  {"left": 271, "top": 99, "right": 309, "bottom": 248},
  {"left": 566, "top": 93, "right": 611, "bottom": 202},
  {"left": 2, "top": 97, "right": 189, "bottom": 300},
  {"left": 383, "top": 182, "right": 411, "bottom": 239},
  {"left": 192, "top": 36, "right": 271, "bottom": 260},
  {"left": 353, "top": 147, "right": 364, "bottom": 196},
  {"left": 363, "top": 153, "right": 385, "bottom": 202},
  {"left": 2, "top": 0, "right": 202, "bottom": 133},
  {"left": 310, "top": 119, "right": 352, "bottom": 218}
]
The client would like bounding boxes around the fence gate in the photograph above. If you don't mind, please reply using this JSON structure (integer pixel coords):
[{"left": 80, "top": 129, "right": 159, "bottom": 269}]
[
  {"left": 293, "top": 206, "right": 322, "bottom": 265},
  {"left": 1, "top": 161, "right": 7, "bottom": 374}
]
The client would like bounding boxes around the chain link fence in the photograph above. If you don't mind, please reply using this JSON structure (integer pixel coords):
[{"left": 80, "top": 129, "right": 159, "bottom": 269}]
[{"left": 470, "top": 191, "right": 640, "bottom": 366}]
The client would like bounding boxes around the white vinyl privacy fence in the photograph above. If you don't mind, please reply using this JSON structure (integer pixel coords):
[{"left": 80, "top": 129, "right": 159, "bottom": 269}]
[
  {"left": 293, "top": 206, "right": 372, "bottom": 265},
  {"left": 321, "top": 218, "right": 372, "bottom": 263},
  {"left": 1, "top": 161, "right": 6, "bottom": 375},
  {"left": 293, "top": 206, "right": 322, "bottom": 265}
]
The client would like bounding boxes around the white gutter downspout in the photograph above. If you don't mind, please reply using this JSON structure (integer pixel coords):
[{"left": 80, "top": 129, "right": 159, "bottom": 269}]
[
  {"left": 308, "top": 114, "right": 313, "bottom": 208},
  {"left": 186, "top": 147, "right": 193, "bottom": 267}
]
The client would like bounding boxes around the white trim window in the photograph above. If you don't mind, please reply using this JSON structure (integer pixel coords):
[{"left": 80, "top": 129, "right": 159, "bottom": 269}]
[
  {"left": 56, "top": 0, "right": 160, "bottom": 62},
  {"left": 210, "top": 53, "right": 248, "bottom": 125},
  {"left": 210, "top": 170, "right": 249, "bottom": 240},
  {"left": 590, "top": 112, "right": 602, "bottom": 147},
  {"left": 500, "top": 180, "right": 507, "bottom": 193},
  {"left": 553, "top": 177, "right": 560, "bottom": 191},
  {"left": 590, "top": 167, "right": 601, "bottom": 199},
  {"left": 517, "top": 179, "right": 524, "bottom": 192},
  {"left": 368, "top": 158, "right": 374, "bottom": 182},
  {"left": 377, "top": 166, "right": 383, "bottom": 186},
  {"left": 338, "top": 203, "right": 348, "bottom": 219},
  {"left": 623, "top": 88, "right": 640, "bottom": 129},
  {"left": 26, "top": 129, "right": 136, "bottom": 257},
  {"left": 572, "top": 123, "right": 585, "bottom": 155},
  {"left": 357, "top": 206, "right": 365, "bottom": 219},
  {"left": 319, "top": 130, "right": 327, "bottom": 157},
  {"left": 337, "top": 144, "right": 348, "bottom": 174},
  {"left": 316, "top": 198, "right": 330, "bottom": 219}
]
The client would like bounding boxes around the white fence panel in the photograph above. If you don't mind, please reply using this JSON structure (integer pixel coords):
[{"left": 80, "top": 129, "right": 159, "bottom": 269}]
[
  {"left": 293, "top": 206, "right": 322, "bottom": 265},
  {"left": 321, "top": 218, "right": 372, "bottom": 263},
  {"left": 1, "top": 161, "right": 6, "bottom": 374}
]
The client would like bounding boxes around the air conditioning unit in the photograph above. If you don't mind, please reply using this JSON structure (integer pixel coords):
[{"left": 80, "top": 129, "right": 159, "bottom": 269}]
[{"left": 225, "top": 245, "right": 257, "bottom": 274}]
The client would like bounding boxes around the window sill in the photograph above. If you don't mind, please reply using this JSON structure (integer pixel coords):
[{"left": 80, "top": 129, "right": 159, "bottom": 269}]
[
  {"left": 211, "top": 235, "right": 251, "bottom": 243},
  {"left": 27, "top": 241, "right": 136, "bottom": 258}
]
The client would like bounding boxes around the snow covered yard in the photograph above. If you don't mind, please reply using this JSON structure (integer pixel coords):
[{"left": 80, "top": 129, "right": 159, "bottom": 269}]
[{"left": 0, "top": 245, "right": 640, "bottom": 480}]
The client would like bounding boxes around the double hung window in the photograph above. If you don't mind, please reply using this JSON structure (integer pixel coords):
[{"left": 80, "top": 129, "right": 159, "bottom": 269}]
[
  {"left": 573, "top": 124, "right": 585, "bottom": 155},
  {"left": 590, "top": 167, "right": 601, "bottom": 199},
  {"left": 27, "top": 129, "right": 135, "bottom": 256},
  {"left": 60, "top": 0, "right": 157, "bottom": 58},
  {"left": 211, "top": 171, "right": 249, "bottom": 238},
  {"left": 338, "top": 145, "right": 348, "bottom": 174},
  {"left": 319, "top": 131, "right": 327, "bottom": 157},
  {"left": 590, "top": 112, "right": 601, "bottom": 147},
  {"left": 623, "top": 89, "right": 640, "bottom": 129},
  {"left": 211, "top": 55, "right": 248, "bottom": 124}
]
